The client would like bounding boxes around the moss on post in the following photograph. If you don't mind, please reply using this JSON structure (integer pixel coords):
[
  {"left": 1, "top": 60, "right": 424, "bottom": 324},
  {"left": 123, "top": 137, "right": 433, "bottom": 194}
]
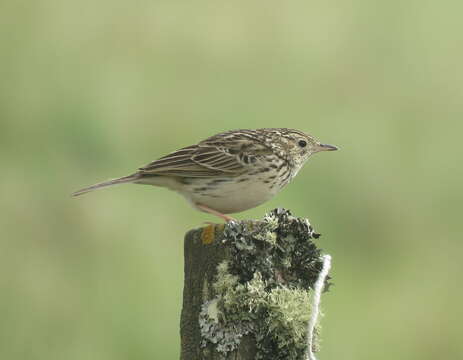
[{"left": 180, "top": 208, "right": 330, "bottom": 360}]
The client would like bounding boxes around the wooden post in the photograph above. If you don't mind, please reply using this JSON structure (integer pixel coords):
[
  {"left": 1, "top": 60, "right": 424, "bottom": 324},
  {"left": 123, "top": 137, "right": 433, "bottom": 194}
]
[{"left": 180, "top": 208, "right": 330, "bottom": 360}]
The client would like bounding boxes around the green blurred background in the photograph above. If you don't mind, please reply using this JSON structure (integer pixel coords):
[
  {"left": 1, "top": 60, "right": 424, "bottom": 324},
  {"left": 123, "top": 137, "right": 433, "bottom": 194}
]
[{"left": 1, "top": 1, "right": 462, "bottom": 359}]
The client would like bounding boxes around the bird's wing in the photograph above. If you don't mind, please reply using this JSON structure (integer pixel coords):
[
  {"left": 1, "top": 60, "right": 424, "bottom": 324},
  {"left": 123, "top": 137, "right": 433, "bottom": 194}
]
[
  {"left": 138, "top": 144, "right": 247, "bottom": 177},
  {"left": 138, "top": 132, "right": 272, "bottom": 178},
  {"left": 138, "top": 145, "right": 221, "bottom": 177}
]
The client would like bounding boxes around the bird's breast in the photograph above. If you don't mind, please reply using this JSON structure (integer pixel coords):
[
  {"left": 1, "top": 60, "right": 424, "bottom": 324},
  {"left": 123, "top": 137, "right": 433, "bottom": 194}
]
[{"left": 179, "top": 169, "right": 289, "bottom": 214}]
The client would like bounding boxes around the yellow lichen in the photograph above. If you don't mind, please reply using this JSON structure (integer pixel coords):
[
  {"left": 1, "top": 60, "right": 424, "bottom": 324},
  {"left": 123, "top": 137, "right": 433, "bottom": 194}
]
[{"left": 201, "top": 224, "right": 216, "bottom": 244}]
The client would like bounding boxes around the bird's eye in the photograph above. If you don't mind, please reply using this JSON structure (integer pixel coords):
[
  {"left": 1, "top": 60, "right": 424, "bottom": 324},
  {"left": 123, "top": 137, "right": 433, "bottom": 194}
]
[{"left": 298, "top": 140, "right": 307, "bottom": 148}]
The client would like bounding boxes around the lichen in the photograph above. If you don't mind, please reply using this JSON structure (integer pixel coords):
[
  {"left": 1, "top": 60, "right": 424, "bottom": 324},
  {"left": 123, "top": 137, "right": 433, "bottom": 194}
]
[
  {"left": 198, "top": 208, "right": 329, "bottom": 359},
  {"left": 199, "top": 262, "right": 255, "bottom": 356},
  {"left": 257, "top": 287, "right": 321, "bottom": 359},
  {"left": 201, "top": 224, "right": 216, "bottom": 244}
]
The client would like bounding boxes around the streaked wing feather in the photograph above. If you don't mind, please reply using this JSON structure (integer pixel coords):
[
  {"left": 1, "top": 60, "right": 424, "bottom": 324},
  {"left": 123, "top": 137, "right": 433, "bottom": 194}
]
[
  {"left": 138, "top": 145, "right": 244, "bottom": 177},
  {"left": 190, "top": 146, "right": 245, "bottom": 173}
]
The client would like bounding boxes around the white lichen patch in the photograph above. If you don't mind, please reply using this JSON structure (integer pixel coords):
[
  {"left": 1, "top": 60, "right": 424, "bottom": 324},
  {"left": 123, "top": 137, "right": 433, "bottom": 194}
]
[
  {"left": 199, "top": 296, "right": 254, "bottom": 355},
  {"left": 206, "top": 298, "right": 219, "bottom": 323}
]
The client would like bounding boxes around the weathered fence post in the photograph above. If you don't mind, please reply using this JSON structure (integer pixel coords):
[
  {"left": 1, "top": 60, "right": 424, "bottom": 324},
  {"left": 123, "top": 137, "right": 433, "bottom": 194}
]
[{"left": 180, "top": 208, "right": 331, "bottom": 360}]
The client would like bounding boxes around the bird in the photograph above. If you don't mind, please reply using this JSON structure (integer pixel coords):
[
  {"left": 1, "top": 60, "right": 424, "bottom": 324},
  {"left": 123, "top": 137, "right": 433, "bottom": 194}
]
[{"left": 72, "top": 128, "right": 338, "bottom": 221}]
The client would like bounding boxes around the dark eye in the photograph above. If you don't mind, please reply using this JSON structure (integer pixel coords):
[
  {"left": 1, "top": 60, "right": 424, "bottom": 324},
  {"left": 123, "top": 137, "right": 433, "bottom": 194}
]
[{"left": 298, "top": 140, "right": 307, "bottom": 148}]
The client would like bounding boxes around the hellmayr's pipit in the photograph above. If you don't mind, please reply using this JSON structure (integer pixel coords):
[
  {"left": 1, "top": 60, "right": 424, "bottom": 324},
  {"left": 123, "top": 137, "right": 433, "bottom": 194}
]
[{"left": 72, "top": 128, "right": 338, "bottom": 221}]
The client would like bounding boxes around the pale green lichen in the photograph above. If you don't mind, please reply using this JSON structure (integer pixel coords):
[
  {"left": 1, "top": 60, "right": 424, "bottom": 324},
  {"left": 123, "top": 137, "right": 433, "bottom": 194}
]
[
  {"left": 199, "top": 208, "right": 329, "bottom": 359},
  {"left": 262, "top": 287, "right": 321, "bottom": 357}
]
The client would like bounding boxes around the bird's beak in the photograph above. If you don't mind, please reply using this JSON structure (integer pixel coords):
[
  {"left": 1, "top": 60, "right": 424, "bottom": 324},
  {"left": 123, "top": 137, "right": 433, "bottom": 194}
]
[{"left": 317, "top": 143, "right": 338, "bottom": 152}]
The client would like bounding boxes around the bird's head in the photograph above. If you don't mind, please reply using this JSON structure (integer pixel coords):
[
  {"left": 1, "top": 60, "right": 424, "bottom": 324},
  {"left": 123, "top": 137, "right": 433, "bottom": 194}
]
[{"left": 273, "top": 128, "right": 338, "bottom": 170}]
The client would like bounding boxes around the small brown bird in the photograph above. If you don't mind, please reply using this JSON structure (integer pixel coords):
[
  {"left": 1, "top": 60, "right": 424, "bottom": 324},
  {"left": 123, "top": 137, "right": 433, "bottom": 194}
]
[{"left": 72, "top": 128, "right": 337, "bottom": 221}]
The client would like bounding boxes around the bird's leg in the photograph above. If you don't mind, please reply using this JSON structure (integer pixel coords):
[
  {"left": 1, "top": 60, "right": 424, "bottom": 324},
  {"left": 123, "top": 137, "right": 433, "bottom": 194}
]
[{"left": 195, "top": 203, "right": 236, "bottom": 222}]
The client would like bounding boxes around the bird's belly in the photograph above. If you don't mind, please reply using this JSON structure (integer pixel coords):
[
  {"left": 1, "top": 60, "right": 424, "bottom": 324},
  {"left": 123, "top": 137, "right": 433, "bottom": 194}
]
[{"left": 181, "top": 177, "right": 280, "bottom": 214}]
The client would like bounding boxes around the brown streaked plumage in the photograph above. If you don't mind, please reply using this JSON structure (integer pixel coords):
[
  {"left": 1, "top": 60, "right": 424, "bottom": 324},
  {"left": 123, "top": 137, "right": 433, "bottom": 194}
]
[{"left": 72, "top": 128, "right": 338, "bottom": 221}]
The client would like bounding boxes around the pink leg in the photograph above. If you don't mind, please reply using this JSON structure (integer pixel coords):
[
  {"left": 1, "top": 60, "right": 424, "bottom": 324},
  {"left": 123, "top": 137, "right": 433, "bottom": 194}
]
[{"left": 195, "top": 203, "right": 236, "bottom": 222}]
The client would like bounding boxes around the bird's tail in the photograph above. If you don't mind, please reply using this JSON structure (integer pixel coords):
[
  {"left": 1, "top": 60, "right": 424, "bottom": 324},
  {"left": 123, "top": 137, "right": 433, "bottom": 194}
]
[{"left": 71, "top": 173, "right": 140, "bottom": 197}]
